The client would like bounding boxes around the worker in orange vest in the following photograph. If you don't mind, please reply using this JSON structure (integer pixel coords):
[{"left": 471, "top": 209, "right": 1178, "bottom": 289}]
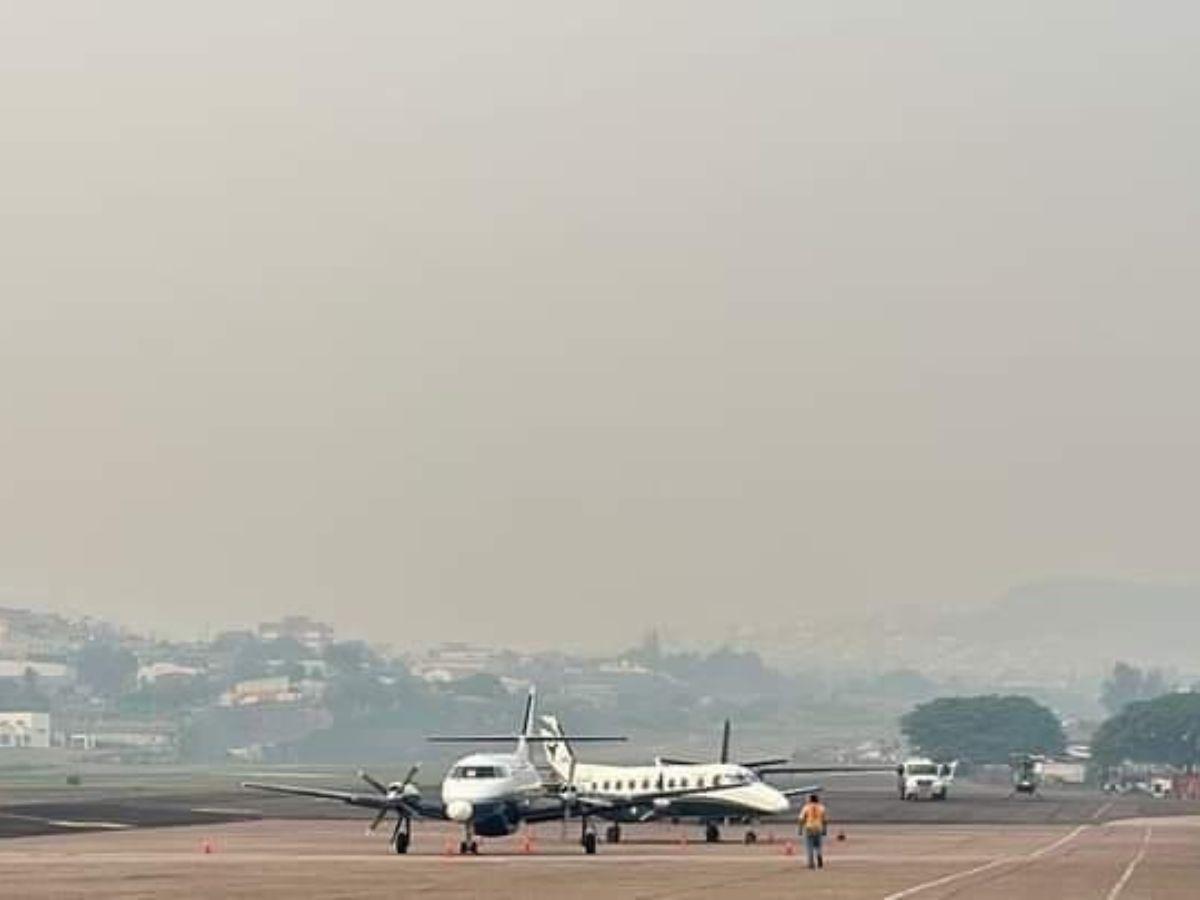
[{"left": 798, "top": 793, "right": 828, "bottom": 869}]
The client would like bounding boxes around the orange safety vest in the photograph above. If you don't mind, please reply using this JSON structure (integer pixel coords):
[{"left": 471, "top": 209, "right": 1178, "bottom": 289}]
[{"left": 799, "top": 802, "right": 827, "bottom": 834}]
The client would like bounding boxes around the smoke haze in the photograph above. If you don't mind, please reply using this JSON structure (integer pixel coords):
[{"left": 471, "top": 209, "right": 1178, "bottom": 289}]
[{"left": 2, "top": 2, "right": 1198, "bottom": 648}]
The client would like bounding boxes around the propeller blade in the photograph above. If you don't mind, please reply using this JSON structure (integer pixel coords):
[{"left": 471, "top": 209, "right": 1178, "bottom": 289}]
[
  {"left": 368, "top": 807, "right": 389, "bottom": 833},
  {"left": 359, "top": 770, "right": 389, "bottom": 795},
  {"left": 720, "top": 719, "right": 731, "bottom": 764},
  {"left": 398, "top": 764, "right": 421, "bottom": 793}
]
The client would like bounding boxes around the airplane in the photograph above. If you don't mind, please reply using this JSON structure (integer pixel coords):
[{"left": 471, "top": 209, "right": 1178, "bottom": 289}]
[
  {"left": 538, "top": 715, "right": 883, "bottom": 844},
  {"left": 242, "top": 688, "right": 717, "bottom": 855}
]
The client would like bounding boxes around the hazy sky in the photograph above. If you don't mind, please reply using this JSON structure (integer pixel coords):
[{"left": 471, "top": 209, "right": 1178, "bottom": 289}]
[{"left": 1, "top": 2, "right": 1197, "bottom": 649}]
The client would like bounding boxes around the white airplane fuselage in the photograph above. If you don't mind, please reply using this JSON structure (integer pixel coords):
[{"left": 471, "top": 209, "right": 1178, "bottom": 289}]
[
  {"left": 553, "top": 760, "right": 790, "bottom": 821},
  {"left": 440, "top": 749, "right": 545, "bottom": 837}
]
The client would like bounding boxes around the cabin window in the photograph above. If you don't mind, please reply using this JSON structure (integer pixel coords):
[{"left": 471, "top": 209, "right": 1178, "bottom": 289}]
[
  {"left": 712, "top": 774, "right": 722, "bottom": 786},
  {"left": 696, "top": 776, "right": 705, "bottom": 788},
  {"left": 642, "top": 778, "right": 650, "bottom": 790},
  {"left": 450, "top": 766, "right": 502, "bottom": 779},
  {"left": 681, "top": 777, "right": 689, "bottom": 788},
  {"left": 667, "top": 778, "right": 676, "bottom": 788},
  {"left": 615, "top": 780, "right": 623, "bottom": 791},
  {"left": 603, "top": 781, "right": 610, "bottom": 791}
]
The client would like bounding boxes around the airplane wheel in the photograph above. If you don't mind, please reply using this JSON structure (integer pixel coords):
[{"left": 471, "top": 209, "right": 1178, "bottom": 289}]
[
  {"left": 705, "top": 823, "right": 720, "bottom": 844},
  {"left": 605, "top": 824, "right": 621, "bottom": 844},
  {"left": 469, "top": 841, "right": 479, "bottom": 855},
  {"left": 459, "top": 841, "right": 469, "bottom": 855},
  {"left": 583, "top": 832, "right": 598, "bottom": 854},
  {"left": 744, "top": 830, "right": 757, "bottom": 845},
  {"left": 394, "top": 834, "right": 409, "bottom": 854}
]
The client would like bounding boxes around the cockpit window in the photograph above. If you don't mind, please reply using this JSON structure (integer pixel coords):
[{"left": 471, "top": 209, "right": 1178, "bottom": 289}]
[
  {"left": 450, "top": 765, "right": 505, "bottom": 779},
  {"left": 907, "top": 764, "right": 938, "bottom": 776}
]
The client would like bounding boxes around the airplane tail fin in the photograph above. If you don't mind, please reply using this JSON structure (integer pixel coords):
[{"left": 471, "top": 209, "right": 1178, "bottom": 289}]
[
  {"left": 538, "top": 714, "right": 574, "bottom": 778},
  {"left": 515, "top": 686, "right": 536, "bottom": 760}
]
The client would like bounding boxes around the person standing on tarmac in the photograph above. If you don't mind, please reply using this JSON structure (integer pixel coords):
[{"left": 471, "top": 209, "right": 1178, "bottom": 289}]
[{"left": 798, "top": 793, "right": 828, "bottom": 870}]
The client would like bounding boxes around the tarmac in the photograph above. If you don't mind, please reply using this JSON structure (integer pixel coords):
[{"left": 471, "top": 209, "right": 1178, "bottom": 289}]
[
  {"left": 1, "top": 780, "right": 1198, "bottom": 897},
  {"left": 1, "top": 816, "right": 1198, "bottom": 898}
]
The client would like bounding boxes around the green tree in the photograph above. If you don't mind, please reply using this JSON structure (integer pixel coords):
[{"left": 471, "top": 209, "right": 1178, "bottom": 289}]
[
  {"left": 901, "top": 695, "right": 1065, "bottom": 763},
  {"left": 1100, "top": 662, "right": 1169, "bottom": 715},
  {"left": 1092, "top": 692, "right": 1200, "bottom": 769},
  {"left": 76, "top": 641, "right": 138, "bottom": 697}
]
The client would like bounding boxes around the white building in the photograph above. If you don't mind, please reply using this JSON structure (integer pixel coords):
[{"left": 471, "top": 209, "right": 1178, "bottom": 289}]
[
  {"left": 0, "top": 712, "right": 51, "bottom": 748},
  {"left": 137, "top": 662, "right": 202, "bottom": 685}
]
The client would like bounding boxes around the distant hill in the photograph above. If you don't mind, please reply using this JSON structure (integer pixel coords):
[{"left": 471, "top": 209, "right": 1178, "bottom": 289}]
[{"left": 950, "top": 578, "right": 1200, "bottom": 665}]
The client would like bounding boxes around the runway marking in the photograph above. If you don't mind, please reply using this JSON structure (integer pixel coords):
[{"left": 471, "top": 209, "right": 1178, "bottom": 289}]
[
  {"left": 0, "top": 813, "right": 131, "bottom": 830},
  {"left": 1092, "top": 801, "right": 1115, "bottom": 820},
  {"left": 881, "top": 824, "right": 1090, "bottom": 900},
  {"left": 189, "top": 807, "right": 262, "bottom": 816},
  {"left": 1105, "top": 826, "right": 1151, "bottom": 900}
]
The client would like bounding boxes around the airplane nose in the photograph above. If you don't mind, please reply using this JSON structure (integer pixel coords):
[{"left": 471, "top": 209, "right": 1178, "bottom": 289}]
[
  {"left": 765, "top": 787, "right": 790, "bottom": 814},
  {"left": 446, "top": 799, "right": 474, "bottom": 822}
]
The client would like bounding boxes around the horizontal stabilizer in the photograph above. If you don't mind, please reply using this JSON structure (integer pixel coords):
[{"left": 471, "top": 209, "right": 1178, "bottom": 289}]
[{"left": 427, "top": 735, "right": 625, "bottom": 743}]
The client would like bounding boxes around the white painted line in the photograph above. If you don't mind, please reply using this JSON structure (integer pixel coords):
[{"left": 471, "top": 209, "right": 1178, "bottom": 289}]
[
  {"left": 1092, "top": 800, "right": 1115, "bottom": 820},
  {"left": 190, "top": 807, "right": 262, "bottom": 816},
  {"left": 882, "top": 825, "right": 1090, "bottom": 900},
  {"left": 1105, "top": 826, "right": 1152, "bottom": 900},
  {"left": 881, "top": 856, "right": 1012, "bottom": 899},
  {"left": 47, "top": 820, "right": 132, "bottom": 830}
]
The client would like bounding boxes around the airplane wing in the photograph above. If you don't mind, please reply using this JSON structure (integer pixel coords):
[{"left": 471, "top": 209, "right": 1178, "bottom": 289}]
[
  {"left": 756, "top": 765, "right": 896, "bottom": 775},
  {"left": 242, "top": 781, "right": 389, "bottom": 808},
  {"left": 241, "top": 781, "right": 447, "bottom": 819},
  {"left": 780, "top": 784, "right": 823, "bottom": 799},
  {"left": 521, "top": 781, "right": 742, "bottom": 824}
]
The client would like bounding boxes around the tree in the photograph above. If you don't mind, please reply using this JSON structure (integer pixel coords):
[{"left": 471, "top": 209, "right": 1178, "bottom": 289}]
[
  {"left": 1100, "top": 662, "right": 1169, "bottom": 715},
  {"left": 901, "top": 695, "right": 1066, "bottom": 763},
  {"left": 324, "top": 641, "right": 376, "bottom": 674},
  {"left": 76, "top": 641, "right": 138, "bottom": 697},
  {"left": 1092, "top": 692, "right": 1200, "bottom": 769}
]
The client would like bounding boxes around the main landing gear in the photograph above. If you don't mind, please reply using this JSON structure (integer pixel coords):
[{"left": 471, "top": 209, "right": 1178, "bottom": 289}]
[
  {"left": 705, "top": 823, "right": 720, "bottom": 843},
  {"left": 743, "top": 830, "right": 757, "bottom": 845},
  {"left": 392, "top": 817, "right": 411, "bottom": 854},
  {"left": 580, "top": 816, "right": 598, "bottom": 854},
  {"left": 605, "top": 823, "right": 622, "bottom": 844}
]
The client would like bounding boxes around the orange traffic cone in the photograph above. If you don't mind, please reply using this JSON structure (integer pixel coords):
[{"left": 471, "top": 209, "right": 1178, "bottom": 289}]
[{"left": 200, "top": 838, "right": 214, "bottom": 855}]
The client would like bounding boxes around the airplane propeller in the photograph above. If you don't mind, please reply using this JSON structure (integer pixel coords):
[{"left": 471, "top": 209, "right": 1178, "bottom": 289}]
[{"left": 359, "top": 764, "right": 421, "bottom": 837}]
